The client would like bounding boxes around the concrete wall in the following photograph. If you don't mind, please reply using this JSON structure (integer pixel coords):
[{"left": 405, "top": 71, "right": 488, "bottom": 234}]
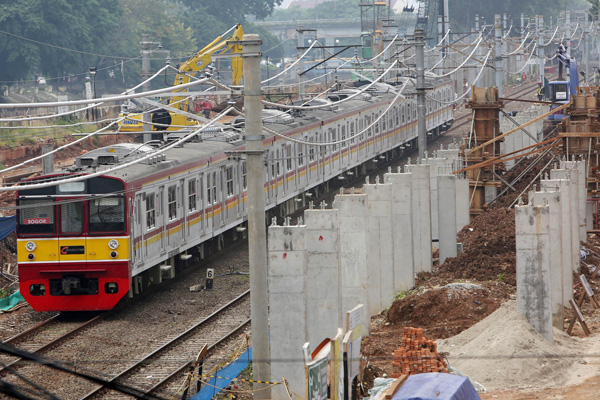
[
  {"left": 364, "top": 183, "right": 394, "bottom": 313},
  {"left": 530, "top": 189, "right": 564, "bottom": 330},
  {"left": 562, "top": 159, "right": 587, "bottom": 243},
  {"left": 304, "top": 209, "right": 343, "bottom": 344},
  {"left": 404, "top": 163, "right": 433, "bottom": 273},
  {"left": 385, "top": 172, "right": 415, "bottom": 293},
  {"left": 268, "top": 223, "right": 308, "bottom": 399},
  {"left": 335, "top": 193, "right": 371, "bottom": 333},
  {"left": 501, "top": 106, "right": 545, "bottom": 170},
  {"left": 515, "top": 204, "right": 554, "bottom": 343},
  {"left": 551, "top": 169, "right": 580, "bottom": 273}
]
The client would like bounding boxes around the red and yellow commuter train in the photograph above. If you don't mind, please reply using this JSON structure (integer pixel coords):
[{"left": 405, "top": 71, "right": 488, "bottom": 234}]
[{"left": 17, "top": 78, "right": 455, "bottom": 311}]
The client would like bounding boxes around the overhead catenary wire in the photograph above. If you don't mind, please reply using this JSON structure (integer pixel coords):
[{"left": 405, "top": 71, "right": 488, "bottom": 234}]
[
  {"left": 502, "top": 31, "right": 531, "bottom": 56},
  {"left": 255, "top": 79, "right": 410, "bottom": 147},
  {"left": 261, "top": 61, "right": 398, "bottom": 111},
  {"left": 426, "top": 49, "right": 492, "bottom": 105},
  {"left": 0, "top": 107, "right": 235, "bottom": 191},
  {"left": 502, "top": 43, "right": 538, "bottom": 75},
  {"left": 428, "top": 36, "right": 484, "bottom": 78}
]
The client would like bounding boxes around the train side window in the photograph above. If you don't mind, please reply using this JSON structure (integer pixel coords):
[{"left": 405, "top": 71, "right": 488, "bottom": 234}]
[
  {"left": 168, "top": 186, "right": 177, "bottom": 220},
  {"left": 207, "top": 174, "right": 213, "bottom": 204},
  {"left": 309, "top": 141, "right": 315, "bottom": 161},
  {"left": 146, "top": 194, "right": 156, "bottom": 230},
  {"left": 298, "top": 144, "right": 304, "bottom": 166},
  {"left": 211, "top": 172, "right": 217, "bottom": 204},
  {"left": 18, "top": 199, "right": 55, "bottom": 235},
  {"left": 242, "top": 163, "right": 247, "bottom": 189},
  {"left": 60, "top": 201, "right": 83, "bottom": 235},
  {"left": 226, "top": 166, "right": 234, "bottom": 197},
  {"left": 188, "top": 180, "right": 197, "bottom": 212},
  {"left": 89, "top": 197, "right": 125, "bottom": 233}
]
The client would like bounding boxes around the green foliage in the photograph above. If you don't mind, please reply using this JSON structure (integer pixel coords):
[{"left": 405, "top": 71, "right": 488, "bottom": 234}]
[
  {"left": 497, "top": 272, "right": 505, "bottom": 283},
  {"left": 394, "top": 288, "right": 415, "bottom": 300},
  {"left": 267, "top": 0, "right": 361, "bottom": 21},
  {"left": 588, "top": 0, "right": 600, "bottom": 21}
]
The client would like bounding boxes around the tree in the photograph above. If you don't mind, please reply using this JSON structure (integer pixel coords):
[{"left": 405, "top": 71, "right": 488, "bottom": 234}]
[
  {"left": 587, "top": 0, "right": 599, "bottom": 21},
  {"left": 0, "top": 0, "right": 122, "bottom": 83},
  {"left": 176, "top": 0, "right": 283, "bottom": 24}
]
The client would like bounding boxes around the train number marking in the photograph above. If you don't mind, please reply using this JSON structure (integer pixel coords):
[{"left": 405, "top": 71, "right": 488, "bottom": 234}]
[{"left": 60, "top": 246, "right": 85, "bottom": 255}]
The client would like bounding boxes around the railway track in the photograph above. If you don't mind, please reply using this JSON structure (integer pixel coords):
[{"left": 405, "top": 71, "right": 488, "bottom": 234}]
[
  {"left": 0, "top": 314, "right": 101, "bottom": 377},
  {"left": 79, "top": 290, "right": 251, "bottom": 400}
]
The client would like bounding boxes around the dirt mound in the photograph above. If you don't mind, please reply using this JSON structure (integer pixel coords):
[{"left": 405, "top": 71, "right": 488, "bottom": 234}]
[
  {"left": 419, "top": 207, "right": 517, "bottom": 287},
  {"left": 386, "top": 282, "right": 511, "bottom": 339},
  {"left": 437, "top": 300, "right": 598, "bottom": 391}
]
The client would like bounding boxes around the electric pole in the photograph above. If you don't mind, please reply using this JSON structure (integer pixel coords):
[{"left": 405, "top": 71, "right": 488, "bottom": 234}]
[
  {"left": 415, "top": 29, "right": 426, "bottom": 160},
  {"left": 241, "top": 33, "right": 271, "bottom": 400}
]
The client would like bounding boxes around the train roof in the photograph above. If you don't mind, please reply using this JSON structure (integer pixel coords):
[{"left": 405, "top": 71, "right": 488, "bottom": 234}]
[{"left": 45, "top": 77, "right": 453, "bottom": 187}]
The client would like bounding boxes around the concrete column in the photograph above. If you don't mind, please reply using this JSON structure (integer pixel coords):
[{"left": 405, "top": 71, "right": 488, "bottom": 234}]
[
  {"left": 385, "top": 171, "right": 415, "bottom": 292},
  {"left": 551, "top": 169, "right": 580, "bottom": 272},
  {"left": 304, "top": 208, "right": 342, "bottom": 344},
  {"left": 405, "top": 163, "right": 433, "bottom": 273},
  {"left": 542, "top": 179, "right": 574, "bottom": 304},
  {"left": 531, "top": 189, "right": 564, "bottom": 330},
  {"left": 335, "top": 193, "right": 371, "bottom": 334},
  {"left": 562, "top": 159, "right": 587, "bottom": 243},
  {"left": 438, "top": 173, "right": 457, "bottom": 263},
  {"left": 268, "top": 223, "right": 307, "bottom": 400},
  {"left": 424, "top": 157, "right": 445, "bottom": 246},
  {"left": 515, "top": 204, "right": 554, "bottom": 343},
  {"left": 456, "top": 177, "right": 470, "bottom": 233},
  {"left": 364, "top": 183, "right": 394, "bottom": 313}
]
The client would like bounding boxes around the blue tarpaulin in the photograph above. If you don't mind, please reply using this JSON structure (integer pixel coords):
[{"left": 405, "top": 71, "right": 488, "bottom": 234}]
[
  {"left": 0, "top": 216, "right": 16, "bottom": 241},
  {"left": 191, "top": 347, "right": 252, "bottom": 400},
  {"left": 0, "top": 291, "right": 25, "bottom": 311},
  {"left": 392, "top": 373, "right": 480, "bottom": 400}
]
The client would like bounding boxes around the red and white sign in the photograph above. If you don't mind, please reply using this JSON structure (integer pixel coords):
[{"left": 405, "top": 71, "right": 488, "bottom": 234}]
[{"left": 23, "top": 218, "right": 51, "bottom": 225}]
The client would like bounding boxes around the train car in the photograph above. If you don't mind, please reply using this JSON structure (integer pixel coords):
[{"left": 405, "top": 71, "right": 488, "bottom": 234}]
[{"left": 16, "top": 76, "right": 454, "bottom": 312}]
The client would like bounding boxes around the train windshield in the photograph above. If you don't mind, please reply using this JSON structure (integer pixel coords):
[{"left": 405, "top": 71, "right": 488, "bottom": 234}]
[
  {"left": 18, "top": 199, "right": 55, "bottom": 235},
  {"left": 88, "top": 196, "right": 125, "bottom": 233}
]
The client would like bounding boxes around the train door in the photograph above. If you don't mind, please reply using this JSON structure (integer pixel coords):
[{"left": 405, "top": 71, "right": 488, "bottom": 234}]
[
  {"left": 133, "top": 194, "right": 144, "bottom": 265},
  {"left": 158, "top": 186, "right": 165, "bottom": 252},
  {"left": 58, "top": 197, "right": 86, "bottom": 263},
  {"left": 180, "top": 179, "right": 187, "bottom": 244},
  {"left": 199, "top": 174, "right": 205, "bottom": 234}
]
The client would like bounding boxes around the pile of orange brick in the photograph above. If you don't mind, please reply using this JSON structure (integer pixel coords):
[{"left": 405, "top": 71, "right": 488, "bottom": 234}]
[{"left": 391, "top": 327, "right": 448, "bottom": 377}]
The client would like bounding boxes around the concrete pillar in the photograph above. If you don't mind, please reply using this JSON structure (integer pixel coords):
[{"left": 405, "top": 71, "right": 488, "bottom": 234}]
[
  {"left": 515, "top": 204, "right": 554, "bottom": 343},
  {"left": 335, "top": 193, "right": 371, "bottom": 334},
  {"left": 456, "top": 177, "right": 470, "bottom": 233},
  {"left": 438, "top": 173, "right": 457, "bottom": 264},
  {"left": 405, "top": 163, "right": 433, "bottom": 273},
  {"left": 541, "top": 179, "right": 574, "bottom": 304},
  {"left": 364, "top": 183, "right": 394, "bottom": 313},
  {"left": 304, "top": 208, "right": 342, "bottom": 344},
  {"left": 551, "top": 169, "right": 580, "bottom": 272},
  {"left": 530, "top": 189, "right": 564, "bottom": 330},
  {"left": 562, "top": 160, "right": 587, "bottom": 243},
  {"left": 424, "top": 157, "right": 445, "bottom": 246},
  {"left": 385, "top": 171, "right": 415, "bottom": 292},
  {"left": 268, "top": 223, "right": 307, "bottom": 400}
]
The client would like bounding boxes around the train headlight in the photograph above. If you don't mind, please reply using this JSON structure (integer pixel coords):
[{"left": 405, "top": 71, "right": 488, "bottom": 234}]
[
  {"left": 25, "top": 241, "right": 36, "bottom": 251},
  {"left": 27, "top": 253, "right": 35, "bottom": 260},
  {"left": 108, "top": 239, "right": 119, "bottom": 250},
  {"left": 110, "top": 251, "right": 118, "bottom": 259}
]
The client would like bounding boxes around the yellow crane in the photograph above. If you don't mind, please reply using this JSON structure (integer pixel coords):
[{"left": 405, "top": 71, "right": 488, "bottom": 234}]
[{"left": 119, "top": 24, "right": 244, "bottom": 132}]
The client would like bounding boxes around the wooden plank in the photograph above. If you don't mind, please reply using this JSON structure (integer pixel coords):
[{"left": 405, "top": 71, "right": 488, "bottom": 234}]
[
  {"left": 467, "top": 101, "right": 572, "bottom": 156},
  {"left": 384, "top": 375, "right": 409, "bottom": 399},
  {"left": 568, "top": 299, "right": 591, "bottom": 336},
  {"left": 559, "top": 132, "right": 600, "bottom": 138}
]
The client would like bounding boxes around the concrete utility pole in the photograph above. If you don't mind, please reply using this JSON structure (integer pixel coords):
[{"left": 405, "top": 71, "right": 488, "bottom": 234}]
[
  {"left": 538, "top": 16, "right": 545, "bottom": 88},
  {"left": 241, "top": 33, "right": 271, "bottom": 400},
  {"left": 296, "top": 26, "right": 305, "bottom": 98},
  {"left": 495, "top": 14, "right": 503, "bottom": 98},
  {"left": 584, "top": 24, "right": 590, "bottom": 85},
  {"left": 566, "top": 10, "right": 572, "bottom": 58},
  {"left": 415, "top": 29, "right": 426, "bottom": 160}
]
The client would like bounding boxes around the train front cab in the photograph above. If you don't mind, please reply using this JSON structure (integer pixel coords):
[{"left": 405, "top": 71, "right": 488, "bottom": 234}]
[{"left": 17, "top": 176, "right": 130, "bottom": 312}]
